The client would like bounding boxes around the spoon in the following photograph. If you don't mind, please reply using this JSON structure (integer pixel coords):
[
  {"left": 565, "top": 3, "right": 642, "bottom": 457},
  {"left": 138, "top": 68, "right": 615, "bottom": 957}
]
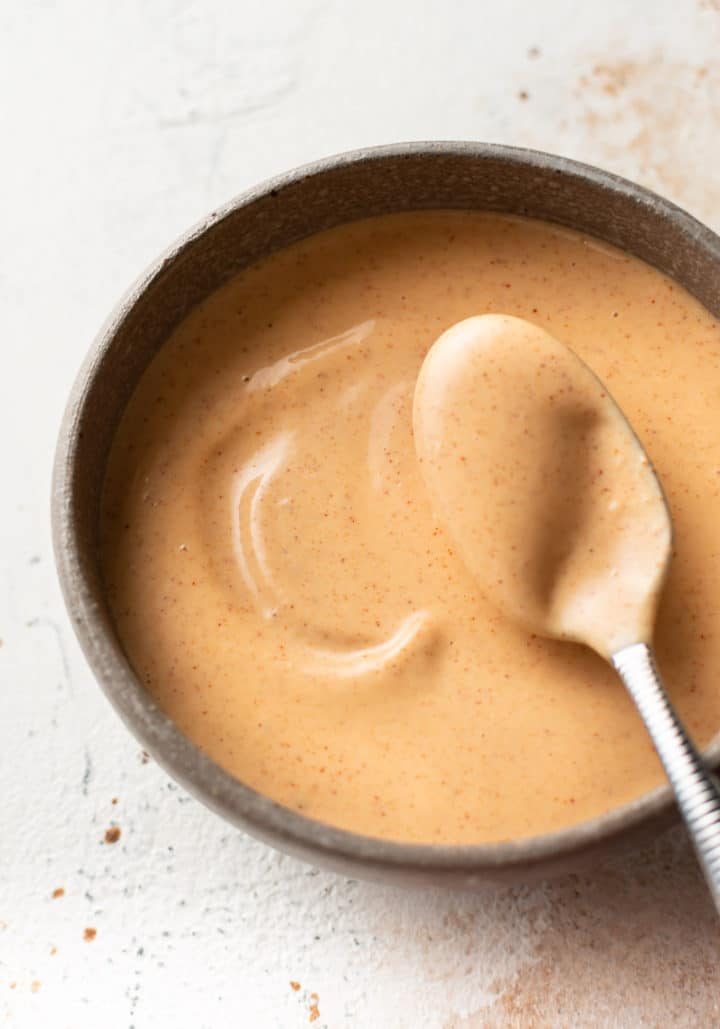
[{"left": 413, "top": 313, "right": 720, "bottom": 908}]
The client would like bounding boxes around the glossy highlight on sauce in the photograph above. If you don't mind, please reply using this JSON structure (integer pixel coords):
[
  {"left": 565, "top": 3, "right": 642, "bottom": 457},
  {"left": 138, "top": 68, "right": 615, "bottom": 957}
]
[
  {"left": 101, "top": 211, "right": 720, "bottom": 844},
  {"left": 413, "top": 314, "right": 672, "bottom": 658}
]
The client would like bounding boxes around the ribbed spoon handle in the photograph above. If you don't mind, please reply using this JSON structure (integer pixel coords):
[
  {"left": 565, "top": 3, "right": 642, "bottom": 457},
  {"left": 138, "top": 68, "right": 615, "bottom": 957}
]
[{"left": 613, "top": 642, "right": 720, "bottom": 912}]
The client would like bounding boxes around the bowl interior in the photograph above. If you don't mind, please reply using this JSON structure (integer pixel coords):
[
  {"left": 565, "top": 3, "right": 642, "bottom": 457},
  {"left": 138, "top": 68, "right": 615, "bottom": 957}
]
[{"left": 53, "top": 143, "right": 720, "bottom": 886}]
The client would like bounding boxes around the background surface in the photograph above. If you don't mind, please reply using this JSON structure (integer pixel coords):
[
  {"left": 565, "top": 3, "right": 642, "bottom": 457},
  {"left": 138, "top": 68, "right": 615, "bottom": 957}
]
[{"left": 3, "top": 1, "right": 720, "bottom": 1026}]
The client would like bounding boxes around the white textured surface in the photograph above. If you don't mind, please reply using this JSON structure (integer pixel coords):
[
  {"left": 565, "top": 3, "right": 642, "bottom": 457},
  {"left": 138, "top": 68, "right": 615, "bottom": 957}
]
[{"left": 3, "top": 2, "right": 720, "bottom": 1026}]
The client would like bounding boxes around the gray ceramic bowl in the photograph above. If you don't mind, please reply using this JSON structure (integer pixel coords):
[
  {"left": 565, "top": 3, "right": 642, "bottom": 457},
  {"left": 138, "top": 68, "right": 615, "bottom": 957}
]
[{"left": 53, "top": 142, "right": 720, "bottom": 887}]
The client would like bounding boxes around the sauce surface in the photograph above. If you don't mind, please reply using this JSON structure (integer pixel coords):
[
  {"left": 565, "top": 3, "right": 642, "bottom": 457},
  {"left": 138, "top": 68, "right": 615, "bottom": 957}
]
[
  {"left": 101, "top": 211, "right": 720, "bottom": 843},
  {"left": 413, "top": 314, "right": 672, "bottom": 658}
]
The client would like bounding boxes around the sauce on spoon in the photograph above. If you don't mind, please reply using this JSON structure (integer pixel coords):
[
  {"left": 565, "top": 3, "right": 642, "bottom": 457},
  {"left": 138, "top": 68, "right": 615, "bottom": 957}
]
[{"left": 413, "top": 314, "right": 672, "bottom": 657}]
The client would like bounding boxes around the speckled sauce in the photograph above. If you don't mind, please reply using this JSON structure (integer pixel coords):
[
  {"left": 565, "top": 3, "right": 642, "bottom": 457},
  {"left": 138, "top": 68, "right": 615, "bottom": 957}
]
[
  {"left": 413, "top": 314, "right": 672, "bottom": 657},
  {"left": 101, "top": 210, "right": 720, "bottom": 844}
]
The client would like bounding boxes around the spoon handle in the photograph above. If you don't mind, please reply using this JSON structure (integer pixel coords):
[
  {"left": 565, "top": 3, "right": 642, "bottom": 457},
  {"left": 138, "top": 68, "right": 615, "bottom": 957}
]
[{"left": 613, "top": 641, "right": 720, "bottom": 911}]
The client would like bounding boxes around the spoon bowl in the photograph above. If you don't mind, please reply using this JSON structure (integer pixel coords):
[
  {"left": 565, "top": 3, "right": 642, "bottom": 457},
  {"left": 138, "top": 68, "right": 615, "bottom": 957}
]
[{"left": 413, "top": 314, "right": 672, "bottom": 657}]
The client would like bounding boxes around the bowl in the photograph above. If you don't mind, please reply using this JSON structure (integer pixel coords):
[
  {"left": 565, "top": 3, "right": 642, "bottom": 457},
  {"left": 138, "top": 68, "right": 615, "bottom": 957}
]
[{"left": 53, "top": 142, "right": 720, "bottom": 887}]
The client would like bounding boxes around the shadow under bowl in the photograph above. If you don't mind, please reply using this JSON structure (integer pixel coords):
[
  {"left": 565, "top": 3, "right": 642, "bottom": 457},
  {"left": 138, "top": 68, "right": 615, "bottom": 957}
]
[{"left": 52, "top": 142, "right": 720, "bottom": 887}]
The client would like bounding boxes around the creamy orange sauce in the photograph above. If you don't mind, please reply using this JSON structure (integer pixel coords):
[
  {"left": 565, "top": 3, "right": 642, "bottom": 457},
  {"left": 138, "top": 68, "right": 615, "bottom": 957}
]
[
  {"left": 413, "top": 314, "right": 672, "bottom": 658},
  {"left": 101, "top": 211, "right": 720, "bottom": 844}
]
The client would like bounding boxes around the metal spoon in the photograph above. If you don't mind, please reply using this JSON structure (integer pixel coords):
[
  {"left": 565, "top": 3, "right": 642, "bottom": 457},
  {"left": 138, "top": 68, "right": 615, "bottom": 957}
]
[{"left": 413, "top": 313, "right": 720, "bottom": 909}]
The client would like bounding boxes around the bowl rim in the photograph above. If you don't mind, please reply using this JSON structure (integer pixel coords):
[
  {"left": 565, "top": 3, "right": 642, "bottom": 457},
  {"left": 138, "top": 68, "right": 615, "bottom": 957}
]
[{"left": 52, "top": 140, "right": 720, "bottom": 877}]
